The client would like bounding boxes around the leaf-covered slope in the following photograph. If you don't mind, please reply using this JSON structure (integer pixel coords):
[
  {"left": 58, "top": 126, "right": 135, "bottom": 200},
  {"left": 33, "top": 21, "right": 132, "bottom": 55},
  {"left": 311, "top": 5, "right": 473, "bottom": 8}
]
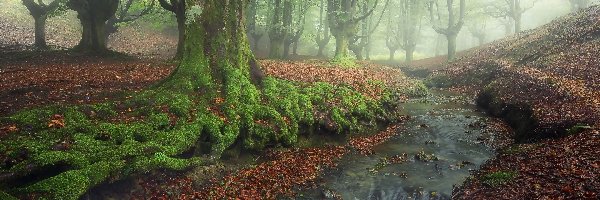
[
  {"left": 440, "top": 6, "right": 600, "bottom": 199},
  {"left": 431, "top": 6, "right": 600, "bottom": 137}
]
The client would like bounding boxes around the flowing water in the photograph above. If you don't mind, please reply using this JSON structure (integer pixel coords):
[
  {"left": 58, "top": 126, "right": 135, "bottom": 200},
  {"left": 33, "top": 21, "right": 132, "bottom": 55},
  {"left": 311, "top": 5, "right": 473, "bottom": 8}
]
[{"left": 298, "top": 91, "right": 499, "bottom": 200}]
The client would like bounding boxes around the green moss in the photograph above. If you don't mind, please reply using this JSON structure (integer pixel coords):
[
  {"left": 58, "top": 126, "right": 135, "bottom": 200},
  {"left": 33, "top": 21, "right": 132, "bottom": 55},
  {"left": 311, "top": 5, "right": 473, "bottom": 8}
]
[
  {"left": 402, "top": 81, "right": 429, "bottom": 97},
  {"left": 23, "top": 161, "right": 124, "bottom": 200},
  {"left": 0, "top": 190, "right": 19, "bottom": 200},
  {"left": 481, "top": 171, "right": 517, "bottom": 187},
  {"left": 331, "top": 54, "right": 357, "bottom": 68},
  {"left": 565, "top": 123, "right": 592, "bottom": 136}
]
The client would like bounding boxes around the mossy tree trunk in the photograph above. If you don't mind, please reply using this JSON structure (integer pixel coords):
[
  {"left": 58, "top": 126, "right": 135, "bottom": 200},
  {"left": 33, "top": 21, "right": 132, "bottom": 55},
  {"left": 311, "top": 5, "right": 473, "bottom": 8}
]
[
  {"left": 21, "top": 0, "right": 62, "bottom": 49},
  {"left": 68, "top": 0, "right": 119, "bottom": 53},
  {"left": 162, "top": 0, "right": 268, "bottom": 155}
]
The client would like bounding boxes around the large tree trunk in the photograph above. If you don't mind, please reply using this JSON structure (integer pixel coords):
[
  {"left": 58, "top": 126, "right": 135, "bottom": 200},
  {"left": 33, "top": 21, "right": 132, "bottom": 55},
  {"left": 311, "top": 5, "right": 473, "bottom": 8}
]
[
  {"left": 162, "top": 0, "right": 267, "bottom": 155},
  {"left": 333, "top": 34, "right": 350, "bottom": 59},
  {"left": 69, "top": 0, "right": 119, "bottom": 53},
  {"left": 446, "top": 33, "right": 457, "bottom": 61},
  {"left": 33, "top": 15, "right": 48, "bottom": 48}
]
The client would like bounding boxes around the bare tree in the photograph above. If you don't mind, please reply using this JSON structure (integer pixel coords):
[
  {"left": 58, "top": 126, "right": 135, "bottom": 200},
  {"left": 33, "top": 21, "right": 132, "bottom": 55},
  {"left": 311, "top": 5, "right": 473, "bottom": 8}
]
[
  {"left": 485, "top": 0, "right": 538, "bottom": 33},
  {"left": 21, "top": 0, "right": 65, "bottom": 48},
  {"left": 283, "top": 0, "right": 310, "bottom": 57},
  {"left": 327, "top": 0, "right": 379, "bottom": 61},
  {"left": 104, "top": 0, "right": 155, "bottom": 45},
  {"left": 348, "top": 0, "right": 389, "bottom": 60},
  {"left": 315, "top": 0, "right": 331, "bottom": 57},
  {"left": 429, "top": 0, "right": 466, "bottom": 61}
]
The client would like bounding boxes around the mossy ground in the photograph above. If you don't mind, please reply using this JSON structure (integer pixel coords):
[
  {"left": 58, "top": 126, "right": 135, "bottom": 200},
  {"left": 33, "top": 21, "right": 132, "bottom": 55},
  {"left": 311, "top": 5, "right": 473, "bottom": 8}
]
[{"left": 0, "top": 69, "right": 413, "bottom": 199}]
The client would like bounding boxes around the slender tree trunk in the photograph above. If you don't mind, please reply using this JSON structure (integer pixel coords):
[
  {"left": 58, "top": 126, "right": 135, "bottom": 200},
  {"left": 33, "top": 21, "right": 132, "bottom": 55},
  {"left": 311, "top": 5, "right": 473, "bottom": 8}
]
[
  {"left": 405, "top": 45, "right": 415, "bottom": 63},
  {"left": 504, "top": 22, "right": 513, "bottom": 36},
  {"left": 292, "top": 41, "right": 299, "bottom": 55},
  {"left": 388, "top": 48, "right": 396, "bottom": 61},
  {"left": 251, "top": 34, "right": 262, "bottom": 52},
  {"left": 175, "top": 12, "right": 185, "bottom": 59},
  {"left": 435, "top": 35, "right": 442, "bottom": 57},
  {"left": 283, "top": 41, "right": 291, "bottom": 58},
  {"left": 447, "top": 33, "right": 457, "bottom": 61},
  {"left": 514, "top": 14, "right": 522, "bottom": 33},
  {"left": 33, "top": 15, "right": 48, "bottom": 48}
]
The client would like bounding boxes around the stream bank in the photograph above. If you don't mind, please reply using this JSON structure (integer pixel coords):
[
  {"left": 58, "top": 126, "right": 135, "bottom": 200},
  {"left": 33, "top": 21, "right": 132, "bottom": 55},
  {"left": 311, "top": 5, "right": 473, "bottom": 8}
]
[{"left": 295, "top": 90, "right": 513, "bottom": 199}]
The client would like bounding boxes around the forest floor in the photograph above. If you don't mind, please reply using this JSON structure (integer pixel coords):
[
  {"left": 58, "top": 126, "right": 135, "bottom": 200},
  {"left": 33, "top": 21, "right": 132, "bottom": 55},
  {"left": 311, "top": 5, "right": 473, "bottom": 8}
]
[
  {"left": 0, "top": 51, "right": 175, "bottom": 117},
  {"left": 0, "top": 43, "right": 424, "bottom": 199},
  {"left": 2, "top": 6, "right": 599, "bottom": 200}
]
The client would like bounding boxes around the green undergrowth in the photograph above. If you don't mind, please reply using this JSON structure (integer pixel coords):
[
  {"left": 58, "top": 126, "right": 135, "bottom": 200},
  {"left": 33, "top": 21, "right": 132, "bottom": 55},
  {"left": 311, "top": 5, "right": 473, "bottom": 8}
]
[
  {"left": 0, "top": 75, "right": 401, "bottom": 199},
  {"left": 330, "top": 55, "right": 358, "bottom": 68},
  {"left": 481, "top": 170, "right": 518, "bottom": 187}
]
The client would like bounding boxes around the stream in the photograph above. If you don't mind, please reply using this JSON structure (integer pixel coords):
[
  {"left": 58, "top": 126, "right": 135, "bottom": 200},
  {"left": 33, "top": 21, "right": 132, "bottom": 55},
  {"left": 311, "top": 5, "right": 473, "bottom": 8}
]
[{"left": 297, "top": 90, "right": 501, "bottom": 200}]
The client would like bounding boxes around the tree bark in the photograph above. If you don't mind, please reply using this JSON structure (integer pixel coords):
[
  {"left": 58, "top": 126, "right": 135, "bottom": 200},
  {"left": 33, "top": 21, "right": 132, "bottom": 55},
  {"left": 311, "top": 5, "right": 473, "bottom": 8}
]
[
  {"left": 69, "top": 0, "right": 119, "bottom": 53},
  {"left": 388, "top": 49, "right": 396, "bottom": 61},
  {"left": 405, "top": 45, "right": 415, "bottom": 63},
  {"left": 33, "top": 15, "right": 48, "bottom": 48},
  {"left": 283, "top": 41, "right": 292, "bottom": 57},
  {"left": 446, "top": 33, "right": 457, "bottom": 61},
  {"left": 175, "top": 12, "right": 185, "bottom": 59},
  {"left": 292, "top": 41, "right": 299, "bottom": 55},
  {"left": 268, "top": 0, "right": 286, "bottom": 59},
  {"left": 22, "top": 0, "right": 61, "bottom": 49},
  {"left": 163, "top": 0, "right": 267, "bottom": 155},
  {"left": 159, "top": 0, "right": 185, "bottom": 59},
  {"left": 333, "top": 33, "right": 350, "bottom": 59},
  {"left": 514, "top": 14, "right": 522, "bottom": 33}
]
